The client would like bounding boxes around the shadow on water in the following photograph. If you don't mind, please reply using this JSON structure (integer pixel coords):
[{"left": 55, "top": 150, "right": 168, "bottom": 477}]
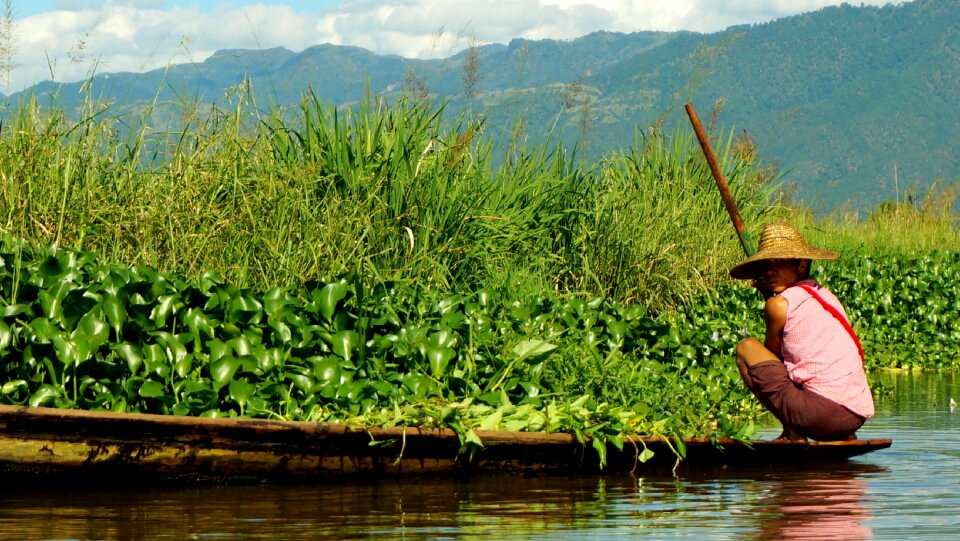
[{"left": 0, "top": 371, "right": 956, "bottom": 540}]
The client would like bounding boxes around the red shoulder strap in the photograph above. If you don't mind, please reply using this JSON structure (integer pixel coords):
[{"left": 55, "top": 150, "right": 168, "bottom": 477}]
[{"left": 796, "top": 284, "right": 865, "bottom": 363}]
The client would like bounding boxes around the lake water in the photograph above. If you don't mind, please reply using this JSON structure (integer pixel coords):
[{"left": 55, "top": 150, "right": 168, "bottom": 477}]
[{"left": 0, "top": 371, "right": 956, "bottom": 540}]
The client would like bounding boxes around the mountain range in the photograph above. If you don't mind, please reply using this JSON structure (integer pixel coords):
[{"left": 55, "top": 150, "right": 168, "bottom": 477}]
[{"left": 10, "top": 0, "right": 959, "bottom": 214}]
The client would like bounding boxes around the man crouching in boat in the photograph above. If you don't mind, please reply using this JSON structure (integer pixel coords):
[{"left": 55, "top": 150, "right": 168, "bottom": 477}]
[{"left": 730, "top": 222, "right": 874, "bottom": 442}]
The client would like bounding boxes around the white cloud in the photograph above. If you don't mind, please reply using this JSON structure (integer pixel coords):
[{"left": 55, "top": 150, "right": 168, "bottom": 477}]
[{"left": 6, "top": 0, "right": 903, "bottom": 92}]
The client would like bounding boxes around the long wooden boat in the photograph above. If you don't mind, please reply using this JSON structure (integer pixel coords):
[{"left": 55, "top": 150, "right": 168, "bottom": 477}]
[{"left": 0, "top": 404, "right": 891, "bottom": 484}]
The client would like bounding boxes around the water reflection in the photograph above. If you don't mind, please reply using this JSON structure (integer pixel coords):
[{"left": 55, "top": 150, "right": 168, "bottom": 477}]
[
  {"left": 0, "top": 476, "right": 640, "bottom": 540},
  {"left": 751, "top": 466, "right": 878, "bottom": 540},
  {"left": 0, "top": 372, "right": 957, "bottom": 540}
]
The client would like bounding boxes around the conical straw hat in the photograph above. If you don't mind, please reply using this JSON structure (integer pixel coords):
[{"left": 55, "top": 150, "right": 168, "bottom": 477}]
[{"left": 729, "top": 222, "right": 838, "bottom": 279}]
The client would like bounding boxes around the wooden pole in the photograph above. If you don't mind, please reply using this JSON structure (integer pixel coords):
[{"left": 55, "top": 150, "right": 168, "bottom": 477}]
[{"left": 684, "top": 103, "right": 755, "bottom": 256}]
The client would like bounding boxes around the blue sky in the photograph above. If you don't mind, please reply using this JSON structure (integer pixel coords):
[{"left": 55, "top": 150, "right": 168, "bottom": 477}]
[{"left": 6, "top": 0, "right": 903, "bottom": 92}]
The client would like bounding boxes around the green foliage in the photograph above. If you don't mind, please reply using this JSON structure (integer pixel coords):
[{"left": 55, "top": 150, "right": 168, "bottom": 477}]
[
  {"left": 0, "top": 237, "right": 757, "bottom": 445},
  {"left": 822, "top": 253, "right": 960, "bottom": 369},
  {"left": 1, "top": 235, "right": 957, "bottom": 466},
  {"left": 0, "top": 90, "right": 770, "bottom": 314}
]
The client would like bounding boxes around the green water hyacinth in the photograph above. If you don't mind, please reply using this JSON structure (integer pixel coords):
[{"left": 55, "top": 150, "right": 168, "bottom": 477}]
[
  {"left": 0, "top": 238, "right": 748, "bottom": 446},
  {"left": 1, "top": 236, "right": 956, "bottom": 464}
]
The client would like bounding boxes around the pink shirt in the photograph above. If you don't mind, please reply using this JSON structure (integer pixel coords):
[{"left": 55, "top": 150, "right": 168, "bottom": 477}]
[{"left": 779, "top": 279, "right": 875, "bottom": 418}]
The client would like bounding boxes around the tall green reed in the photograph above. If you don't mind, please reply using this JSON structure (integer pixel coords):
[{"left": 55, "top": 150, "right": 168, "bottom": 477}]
[
  {"left": 774, "top": 179, "right": 960, "bottom": 257},
  {"left": 0, "top": 83, "right": 779, "bottom": 312}
]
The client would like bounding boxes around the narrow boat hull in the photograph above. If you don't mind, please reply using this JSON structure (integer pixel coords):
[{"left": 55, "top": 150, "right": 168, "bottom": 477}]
[{"left": 0, "top": 405, "right": 892, "bottom": 484}]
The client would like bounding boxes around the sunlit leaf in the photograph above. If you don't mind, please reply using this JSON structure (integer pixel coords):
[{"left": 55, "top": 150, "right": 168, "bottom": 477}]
[
  {"left": 101, "top": 293, "right": 127, "bottom": 338},
  {"left": 38, "top": 281, "right": 71, "bottom": 321},
  {"left": 0, "top": 321, "right": 10, "bottom": 351},
  {"left": 183, "top": 308, "right": 215, "bottom": 341},
  {"left": 138, "top": 380, "right": 166, "bottom": 398},
  {"left": 426, "top": 344, "right": 456, "bottom": 377},
  {"left": 478, "top": 410, "right": 502, "bottom": 431},
  {"left": 511, "top": 340, "right": 557, "bottom": 363},
  {"left": 28, "top": 317, "right": 59, "bottom": 343},
  {"left": 317, "top": 280, "right": 350, "bottom": 322},
  {"left": 75, "top": 310, "right": 109, "bottom": 351},
  {"left": 330, "top": 330, "right": 359, "bottom": 361},
  {"left": 150, "top": 293, "right": 183, "bottom": 326},
  {"left": 228, "top": 293, "right": 263, "bottom": 324},
  {"left": 229, "top": 378, "right": 256, "bottom": 407},
  {"left": 29, "top": 385, "right": 63, "bottom": 407},
  {"left": 211, "top": 356, "right": 242, "bottom": 385},
  {"left": 314, "top": 357, "right": 341, "bottom": 387},
  {"left": 112, "top": 342, "right": 143, "bottom": 375}
]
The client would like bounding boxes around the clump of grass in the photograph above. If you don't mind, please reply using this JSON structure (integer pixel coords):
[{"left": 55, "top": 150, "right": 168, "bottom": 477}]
[
  {"left": 0, "top": 83, "right": 776, "bottom": 313},
  {"left": 772, "top": 179, "right": 960, "bottom": 257}
]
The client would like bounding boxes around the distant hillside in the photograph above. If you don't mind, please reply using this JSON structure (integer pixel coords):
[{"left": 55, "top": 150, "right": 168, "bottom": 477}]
[{"left": 9, "top": 0, "right": 958, "bottom": 214}]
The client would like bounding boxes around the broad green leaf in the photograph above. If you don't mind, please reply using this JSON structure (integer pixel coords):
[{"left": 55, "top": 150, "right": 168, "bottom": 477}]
[
  {"left": 317, "top": 280, "right": 350, "bottom": 322},
  {"left": 152, "top": 331, "right": 189, "bottom": 366},
  {"left": 38, "top": 254, "right": 66, "bottom": 278},
  {"left": 675, "top": 345, "right": 697, "bottom": 361},
  {"left": 330, "top": 330, "right": 359, "bottom": 360},
  {"left": 138, "top": 380, "right": 166, "bottom": 398},
  {"left": 53, "top": 334, "right": 91, "bottom": 366},
  {"left": 511, "top": 340, "right": 557, "bottom": 363},
  {"left": 28, "top": 318, "right": 60, "bottom": 343},
  {"left": 426, "top": 344, "right": 456, "bottom": 377},
  {"left": 263, "top": 286, "right": 294, "bottom": 318},
  {"left": 228, "top": 335, "right": 254, "bottom": 357},
  {"left": 112, "top": 342, "right": 144, "bottom": 375},
  {"left": 284, "top": 371, "right": 314, "bottom": 393},
  {"left": 175, "top": 353, "right": 194, "bottom": 378},
  {"left": 183, "top": 308, "right": 215, "bottom": 341},
  {"left": 150, "top": 294, "right": 183, "bottom": 326},
  {"left": 211, "top": 356, "right": 241, "bottom": 385},
  {"left": 673, "top": 435, "right": 687, "bottom": 459},
  {"left": 101, "top": 294, "right": 127, "bottom": 338},
  {"left": 268, "top": 319, "right": 292, "bottom": 344},
  {"left": 0, "top": 321, "right": 10, "bottom": 351},
  {"left": 1, "top": 304, "right": 28, "bottom": 318},
  {"left": 592, "top": 436, "right": 607, "bottom": 468},
  {"left": 606, "top": 320, "right": 629, "bottom": 342},
  {"left": 336, "top": 381, "right": 366, "bottom": 402},
  {"left": 199, "top": 269, "right": 223, "bottom": 294},
  {"left": 429, "top": 329, "right": 457, "bottom": 349},
  {"left": 229, "top": 379, "right": 256, "bottom": 406},
  {"left": 462, "top": 429, "right": 483, "bottom": 449},
  {"left": 1, "top": 380, "right": 27, "bottom": 398},
  {"left": 228, "top": 293, "right": 263, "bottom": 324},
  {"left": 142, "top": 343, "right": 169, "bottom": 377},
  {"left": 208, "top": 339, "right": 230, "bottom": 362},
  {"left": 38, "top": 281, "right": 71, "bottom": 320},
  {"left": 314, "top": 357, "right": 342, "bottom": 387},
  {"left": 478, "top": 410, "right": 503, "bottom": 431},
  {"left": 255, "top": 347, "right": 281, "bottom": 372},
  {"left": 402, "top": 373, "right": 436, "bottom": 398},
  {"left": 29, "top": 385, "right": 62, "bottom": 407},
  {"left": 75, "top": 310, "right": 110, "bottom": 351},
  {"left": 238, "top": 354, "right": 259, "bottom": 374}
]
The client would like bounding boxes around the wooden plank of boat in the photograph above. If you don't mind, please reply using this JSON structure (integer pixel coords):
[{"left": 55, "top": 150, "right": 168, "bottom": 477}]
[{"left": 0, "top": 405, "right": 891, "bottom": 483}]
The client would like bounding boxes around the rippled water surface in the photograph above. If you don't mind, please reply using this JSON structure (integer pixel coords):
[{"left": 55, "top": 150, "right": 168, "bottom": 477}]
[{"left": 0, "top": 371, "right": 956, "bottom": 540}]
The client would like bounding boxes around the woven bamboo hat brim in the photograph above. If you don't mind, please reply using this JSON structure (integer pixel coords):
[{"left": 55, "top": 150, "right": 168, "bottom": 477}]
[{"left": 729, "top": 222, "right": 838, "bottom": 279}]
